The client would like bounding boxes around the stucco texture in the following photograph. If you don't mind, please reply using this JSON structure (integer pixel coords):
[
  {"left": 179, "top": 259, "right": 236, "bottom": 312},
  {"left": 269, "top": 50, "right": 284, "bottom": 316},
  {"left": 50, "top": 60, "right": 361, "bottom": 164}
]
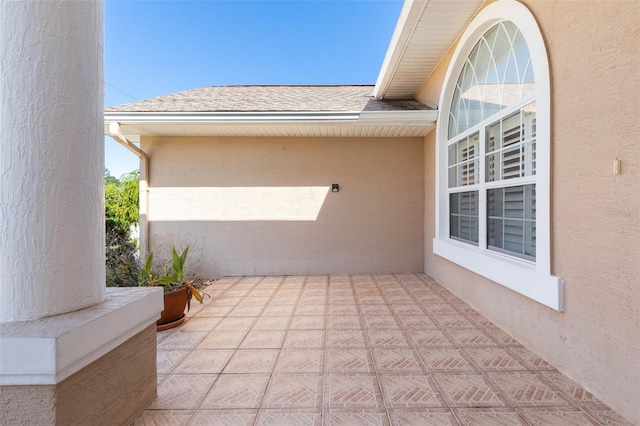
[
  {"left": 419, "top": 1, "right": 639, "bottom": 423},
  {"left": 143, "top": 136, "right": 425, "bottom": 277}
]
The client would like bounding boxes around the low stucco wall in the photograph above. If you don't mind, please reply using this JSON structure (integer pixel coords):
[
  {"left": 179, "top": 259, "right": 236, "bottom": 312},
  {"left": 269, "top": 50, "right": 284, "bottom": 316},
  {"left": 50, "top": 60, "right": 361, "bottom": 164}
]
[
  {"left": 419, "top": 1, "right": 639, "bottom": 423},
  {"left": 142, "top": 136, "right": 425, "bottom": 277}
]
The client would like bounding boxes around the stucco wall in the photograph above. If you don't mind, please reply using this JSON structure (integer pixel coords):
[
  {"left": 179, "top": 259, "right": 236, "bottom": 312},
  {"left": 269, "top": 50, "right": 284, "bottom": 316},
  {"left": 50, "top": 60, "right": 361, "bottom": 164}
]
[
  {"left": 142, "top": 136, "right": 424, "bottom": 277},
  {"left": 419, "top": 1, "right": 639, "bottom": 423}
]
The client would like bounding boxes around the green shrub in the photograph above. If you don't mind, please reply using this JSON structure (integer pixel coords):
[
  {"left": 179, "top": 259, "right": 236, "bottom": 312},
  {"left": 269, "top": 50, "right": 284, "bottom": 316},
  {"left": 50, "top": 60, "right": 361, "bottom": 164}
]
[{"left": 105, "top": 169, "right": 140, "bottom": 287}]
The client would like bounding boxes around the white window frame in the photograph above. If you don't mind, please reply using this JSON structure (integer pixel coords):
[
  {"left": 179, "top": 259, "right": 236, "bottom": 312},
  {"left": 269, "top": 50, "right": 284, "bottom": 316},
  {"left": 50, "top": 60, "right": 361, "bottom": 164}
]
[{"left": 433, "top": 0, "right": 564, "bottom": 311}]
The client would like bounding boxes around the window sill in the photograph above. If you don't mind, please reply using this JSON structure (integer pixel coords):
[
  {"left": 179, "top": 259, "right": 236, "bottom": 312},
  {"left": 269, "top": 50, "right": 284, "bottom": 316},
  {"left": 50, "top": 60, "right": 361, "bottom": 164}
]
[{"left": 433, "top": 238, "right": 564, "bottom": 311}]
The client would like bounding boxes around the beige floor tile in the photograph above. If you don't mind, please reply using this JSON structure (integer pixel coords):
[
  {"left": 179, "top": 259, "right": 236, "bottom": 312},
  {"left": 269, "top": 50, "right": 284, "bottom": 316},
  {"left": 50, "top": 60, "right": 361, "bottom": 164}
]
[
  {"left": 418, "top": 347, "right": 478, "bottom": 373},
  {"left": 158, "top": 331, "right": 209, "bottom": 350},
  {"left": 187, "top": 409, "right": 257, "bottom": 426},
  {"left": 371, "top": 348, "right": 426, "bottom": 373},
  {"left": 367, "top": 329, "right": 411, "bottom": 348},
  {"left": 289, "top": 315, "right": 326, "bottom": 330},
  {"left": 214, "top": 316, "right": 256, "bottom": 331},
  {"left": 357, "top": 295, "right": 386, "bottom": 305},
  {"left": 538, "top": 370, "right": 604, "bottom": 406},
  {"left": 251, "top": 316, "right": 291, "bottom": 330},
  {"left": 327, "top": 348, "right": 374, "bottom": 374},
  {"left": 197, "top": 330, "right": 247, "bottom": 349},
  {"left": 261, "top": 304, "right": 296, "bottom": 316},
  {"left": 389, "top": 304, "right": 425, "bottom": 316},
  {"left": 196, "top": 304, "right": 235, "bottom": 317},
  {"left": 132, "top": 409, "right": 194, "bottom": 425},
  {"left": 482, "top": 328, "right": 522, "bottom": 346},
  {"left": 360, "top": 305, "right": 393, "bottom": 316},
  {"left": 329, "top": 304, "right": 358, "bottom": 316},
  {"left": 242, "top": 296, "right": 271, "bottom": 306},
  {"left": 254, "top": 409, "right": 322, "bottom": 426},
  {"left": 131, "top": 273, "right": 631, "bottom": 425},
  {"left": 294, "top": 304, "right": 327, "bottom": 316},
  {"left": 223, "top": 349, "right": 280, "bottom": 374},
  {"left": 509, "top": 347, "right": 555, "bottom": 370},
  {"left": 180, "top": 317, "right": 222, "bottom": 331},
  {"left": 284, "top": 330, "right": 326, "bottom": 348},
  {"left": 210, "top": 296, "right": 243, "bottom": 307},
  {"left": 582, "top": 406, "right": 635, "bottom": 425},
  {"left": 323, "top": 409, "right": 390, "bottom": 426},
  {"left": 445, "top": 329, "right": 499, "bottom": 347},
  {"left": 388, "top": 408, "right": 458, "bottom": 426},
  {"left": 363, "top": 315, "right": 401, "bottom": 330},
  {"left": 453, "top": 407, "right": 528, "bottom": 425},
  {"left": 262, "top": 374, "right": 324, "bottom": 408},
  {"left": 462, "top": 347, "right": 529, "bottom": 372},
  {"left": 200, "top": 374, "right": 270, "bottom": 409},
  {"left": 408, "top": 329, "right": 455, "bottom": 347},
  {"left": 239, "top": 330, "right": 286, "bottom": 349},
  {"left": 228, "top": 304, "right": 264, "bottom": 316},
  {"left": 149, "top": 374, "right": 217, "bottom": 409},
  {"left": 486, "top": 372, "right": 571, "bottom": 407},
  {"left": 157, "top": 350, "right": 190, "bottom": 374},
  {"left": 378, "top": 374, "right": 446, "bottom": 408},
  {"left": 327, "top": 329, "right": 368, "bottom": 348},
  {"left": 423, "top": 303, "right": 459, "bottom": 315},
  {"left": 433, "top": 314, "right": 477, "bottom": 329},
  {"left": 433, "top": 373, "right": 508, "bottom": 408},
  {"left": 173, "top": 349, "right": 234, "bottom": 374},
  {"left": 329, "top": 315, "right": 363, "bottom": 329},
  {"left": 275, "top": 349, "right": 325, "bottom": 374},
  {"left": 517, "top": 407, "right": 600, "bottom": 425},
  {"left": 396, "top": 315, "right": 438, "bottom": 330},
  {"left": 324, "top": 375, "right": 384, "bottom": 408}
]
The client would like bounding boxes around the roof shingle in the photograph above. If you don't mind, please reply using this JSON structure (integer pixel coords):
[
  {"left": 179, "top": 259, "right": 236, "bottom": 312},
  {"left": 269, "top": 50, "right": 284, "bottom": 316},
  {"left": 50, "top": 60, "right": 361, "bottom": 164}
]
[{"left": 105, "top": 85, "right": 433, "bottom": 113}]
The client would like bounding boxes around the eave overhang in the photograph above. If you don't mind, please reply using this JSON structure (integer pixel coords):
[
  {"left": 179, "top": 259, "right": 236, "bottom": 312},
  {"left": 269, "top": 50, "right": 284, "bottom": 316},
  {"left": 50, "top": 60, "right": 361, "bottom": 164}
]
[
  {"left": 103, "top": 109, "right": 438, "bottom": 140},
  {"left": 373, "top": 0, "right": 484, "bottom": 99}
]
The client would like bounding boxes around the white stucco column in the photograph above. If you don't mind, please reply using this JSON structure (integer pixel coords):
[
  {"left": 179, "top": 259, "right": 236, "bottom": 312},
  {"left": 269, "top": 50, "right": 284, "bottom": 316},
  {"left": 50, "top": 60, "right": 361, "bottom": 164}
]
[{"left": 0, "top": 1, "right": 106, "bottom": 322}]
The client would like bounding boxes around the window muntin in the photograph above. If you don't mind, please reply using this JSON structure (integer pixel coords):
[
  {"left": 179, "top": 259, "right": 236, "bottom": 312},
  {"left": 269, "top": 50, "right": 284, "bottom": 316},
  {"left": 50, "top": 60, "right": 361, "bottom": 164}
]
[
  {"left": 448, "top": 21, "right": 535, "bottom": 140},
  {"left": 446, "top": 21, "right": 537, "bottom": 260}
]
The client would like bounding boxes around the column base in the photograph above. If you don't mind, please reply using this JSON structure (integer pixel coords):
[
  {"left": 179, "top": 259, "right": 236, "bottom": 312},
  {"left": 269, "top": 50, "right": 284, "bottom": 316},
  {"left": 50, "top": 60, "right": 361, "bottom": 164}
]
[{"left": 0, "top": 287, "right": 163, "bottom": 424}]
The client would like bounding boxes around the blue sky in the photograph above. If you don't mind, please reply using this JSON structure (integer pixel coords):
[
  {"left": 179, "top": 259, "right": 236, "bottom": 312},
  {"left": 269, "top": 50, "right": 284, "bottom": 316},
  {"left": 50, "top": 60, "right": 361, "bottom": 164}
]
[{"left": 104, "top": 0, "right": 404, "bottom": 178}]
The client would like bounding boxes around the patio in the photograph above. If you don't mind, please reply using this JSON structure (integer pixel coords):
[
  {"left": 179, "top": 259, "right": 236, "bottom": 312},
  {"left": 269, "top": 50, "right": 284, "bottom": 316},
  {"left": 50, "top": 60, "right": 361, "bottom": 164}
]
[{"left": 135, "top": 274, "right": 629, "bottom": 425}]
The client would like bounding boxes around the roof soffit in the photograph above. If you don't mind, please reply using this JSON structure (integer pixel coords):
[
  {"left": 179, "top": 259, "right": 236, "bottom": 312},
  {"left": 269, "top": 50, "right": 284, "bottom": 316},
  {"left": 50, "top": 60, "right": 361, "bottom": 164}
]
[{"left": 373, "top": 0, "right": 485, "bottom": 99}]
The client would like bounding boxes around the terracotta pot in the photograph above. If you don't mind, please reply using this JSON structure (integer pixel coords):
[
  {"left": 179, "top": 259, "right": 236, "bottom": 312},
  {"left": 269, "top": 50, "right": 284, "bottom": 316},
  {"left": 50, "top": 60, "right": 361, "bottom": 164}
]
[{"left": 157, "top": 286, "right": 189, "bottom": 331}]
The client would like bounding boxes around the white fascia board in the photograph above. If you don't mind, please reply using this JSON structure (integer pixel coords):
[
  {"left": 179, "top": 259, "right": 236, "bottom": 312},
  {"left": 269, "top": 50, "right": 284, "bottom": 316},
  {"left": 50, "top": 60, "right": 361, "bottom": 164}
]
[
  {"left": 358, "top": 109, "right": 438, "bottom": 123},
  {"left": 104, "top": 111, "right": 361, "bottom": 123},
  {"left": 373, "top": 0, "right": 427, "bottom": 98},
  {"left": 104, "top": 110, "right": 437, "bottom": 137}
]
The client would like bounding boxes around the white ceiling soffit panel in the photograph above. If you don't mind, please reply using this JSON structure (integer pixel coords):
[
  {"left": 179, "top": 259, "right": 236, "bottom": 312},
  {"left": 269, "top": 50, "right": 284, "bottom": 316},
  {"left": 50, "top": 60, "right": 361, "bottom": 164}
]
[
  {"left": 374, "top": 0, "right": 484, "bottom": 99},
  {"left": 107, "top": 121, "right": 436, "bottom": 139}
]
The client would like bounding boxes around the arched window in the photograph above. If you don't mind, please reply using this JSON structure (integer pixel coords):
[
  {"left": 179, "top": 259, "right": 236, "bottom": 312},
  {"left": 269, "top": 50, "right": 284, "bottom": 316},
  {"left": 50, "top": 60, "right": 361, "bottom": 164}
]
[{"left": 433, "top": 0, "right": 563, "bottom": 311}]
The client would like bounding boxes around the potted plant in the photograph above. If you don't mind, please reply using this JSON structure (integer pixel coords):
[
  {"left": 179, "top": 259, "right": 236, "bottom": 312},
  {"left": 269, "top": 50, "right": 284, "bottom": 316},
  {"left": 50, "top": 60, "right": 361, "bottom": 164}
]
[{"left": 140, "top": 247, "right": 205, "bottom": 331}]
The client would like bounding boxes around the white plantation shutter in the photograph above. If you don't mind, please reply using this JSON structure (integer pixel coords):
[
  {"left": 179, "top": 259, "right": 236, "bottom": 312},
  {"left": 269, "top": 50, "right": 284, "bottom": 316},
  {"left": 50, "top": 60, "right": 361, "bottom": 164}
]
[{"left": 487, "top": 185, "right": 536, "bottom": 260}]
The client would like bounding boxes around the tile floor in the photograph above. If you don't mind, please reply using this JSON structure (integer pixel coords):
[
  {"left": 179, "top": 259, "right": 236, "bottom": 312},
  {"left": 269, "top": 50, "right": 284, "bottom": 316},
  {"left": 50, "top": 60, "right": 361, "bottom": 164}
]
[{"left": 133, "top": 274, "right": 631, "bottom": 425}]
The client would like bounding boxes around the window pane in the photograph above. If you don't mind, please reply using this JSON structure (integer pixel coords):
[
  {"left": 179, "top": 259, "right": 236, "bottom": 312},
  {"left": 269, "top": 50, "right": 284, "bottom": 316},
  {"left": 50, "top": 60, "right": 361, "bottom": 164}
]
[
  {"left": 449, "top": 134, "right": 479, "bottom": 188},
  {"left": 450, "top": 191, "right": 479, "bottom": 245},
  {"left": 448, "top": 21, "right": 535, "bottom": 139},
  {"left": 486, "top": 184, "right": 536, "bottom": 260},
  {"left": 448, "top": 143, "right": 457, "bottom": 166},
  {"left": 485, "top": 106, "right": 538, "bottom": 183},
  {"left": 448, "top": 166, "right": 457, "bottom": 188},
  {"left": 487, "top": 218, "right": 503, "bottom": 249}
]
